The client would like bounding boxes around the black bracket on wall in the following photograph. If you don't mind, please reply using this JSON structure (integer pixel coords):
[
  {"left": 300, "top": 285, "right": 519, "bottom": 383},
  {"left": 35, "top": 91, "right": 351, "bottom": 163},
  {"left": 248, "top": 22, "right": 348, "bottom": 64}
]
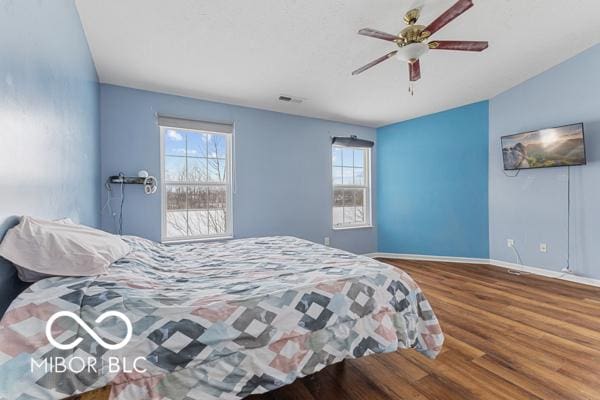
[{"left": 331, "top": 135, "right": 374, "bottom": 148}]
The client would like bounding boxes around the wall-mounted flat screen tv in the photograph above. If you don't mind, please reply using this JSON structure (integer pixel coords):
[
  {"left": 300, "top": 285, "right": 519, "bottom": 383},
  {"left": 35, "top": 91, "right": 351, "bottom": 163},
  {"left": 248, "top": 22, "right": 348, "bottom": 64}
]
[{"left": 501, "top": 123, "right": 586, "bottom": 170}]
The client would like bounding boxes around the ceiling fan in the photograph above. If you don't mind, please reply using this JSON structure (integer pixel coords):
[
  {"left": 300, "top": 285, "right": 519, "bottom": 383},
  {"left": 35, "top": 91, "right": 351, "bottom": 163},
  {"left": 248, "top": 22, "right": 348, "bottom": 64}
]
[{"left": 352, "top": 0, "right": 488, "bottom": 92}]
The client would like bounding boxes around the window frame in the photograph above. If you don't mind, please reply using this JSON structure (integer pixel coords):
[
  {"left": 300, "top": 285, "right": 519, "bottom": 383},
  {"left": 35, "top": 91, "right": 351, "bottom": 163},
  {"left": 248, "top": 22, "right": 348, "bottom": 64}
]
[
  {"left": 159, "top": 124, "right": 234, "bottom": 243},
  {"left": 331, "top": 144, "right": 373, "bottom": 230}
]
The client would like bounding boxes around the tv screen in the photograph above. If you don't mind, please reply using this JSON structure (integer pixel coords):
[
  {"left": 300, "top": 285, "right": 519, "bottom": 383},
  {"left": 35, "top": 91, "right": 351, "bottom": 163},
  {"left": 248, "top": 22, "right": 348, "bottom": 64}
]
[{"left": 501, "top": 123, "right": 586, "bottom": 170}]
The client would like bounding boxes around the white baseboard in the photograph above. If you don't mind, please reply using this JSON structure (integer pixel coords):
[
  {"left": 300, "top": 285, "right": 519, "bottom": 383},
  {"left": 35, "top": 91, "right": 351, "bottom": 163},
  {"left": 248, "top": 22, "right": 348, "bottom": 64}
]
[
  {"left": 365, "top": 252, "right": 489, "bottom": 265},
  {"left": 490, "top": 259, "right": 600, "bottom": 287},
  {"left": 366, "top": 252, "right": 600, "bottom": 288}
]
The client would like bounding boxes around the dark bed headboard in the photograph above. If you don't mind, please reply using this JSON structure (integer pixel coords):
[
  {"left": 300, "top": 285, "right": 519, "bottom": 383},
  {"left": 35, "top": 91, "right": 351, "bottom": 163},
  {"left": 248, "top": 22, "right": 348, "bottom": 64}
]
[{"left": 0, "top": 217, "right": 28, "bottom": 316}]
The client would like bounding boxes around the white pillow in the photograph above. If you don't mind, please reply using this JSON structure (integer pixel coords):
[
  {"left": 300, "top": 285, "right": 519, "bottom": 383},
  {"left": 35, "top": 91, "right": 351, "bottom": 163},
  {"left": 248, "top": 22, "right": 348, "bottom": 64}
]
[
  {"left": 13, "top": 218, "right": 86, "bottom": 282},
  {"left": 0, "top": 216, "right": 130, "bottom": 282}
]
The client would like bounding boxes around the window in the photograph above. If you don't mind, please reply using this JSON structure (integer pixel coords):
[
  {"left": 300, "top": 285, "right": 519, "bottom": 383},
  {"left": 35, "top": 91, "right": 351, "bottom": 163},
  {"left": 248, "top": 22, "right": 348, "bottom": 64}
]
[
  {"left": 332, "top": 145, "right": 371, "bottom": 229},
  {"left": 160, "top": 118, "right": 233, "bottom": 241}
]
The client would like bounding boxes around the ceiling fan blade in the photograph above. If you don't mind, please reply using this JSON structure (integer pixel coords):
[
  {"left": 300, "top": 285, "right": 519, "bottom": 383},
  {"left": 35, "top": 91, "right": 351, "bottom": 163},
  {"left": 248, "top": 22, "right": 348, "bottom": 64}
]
[
  {"left": 429, "top": 40, "right": 488, "bottom": 51},
  {"left": 422, "top": 0, "right": 473, "bottom": 37},
  {"left": 358, "top": 28, "right": 400, "bottom": 42},
  {"left": 409, "top": 59, "right": 421, "bottom": 81},
  {"left": 352, "top": 51, "right": 398, "bottom": 75}
]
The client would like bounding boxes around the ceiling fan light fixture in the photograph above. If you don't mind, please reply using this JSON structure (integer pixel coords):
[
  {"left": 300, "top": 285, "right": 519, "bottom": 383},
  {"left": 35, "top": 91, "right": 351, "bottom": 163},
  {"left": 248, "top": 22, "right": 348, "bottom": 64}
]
[{"left": 395, "top": 42, "right": 429, "bottom": 63}]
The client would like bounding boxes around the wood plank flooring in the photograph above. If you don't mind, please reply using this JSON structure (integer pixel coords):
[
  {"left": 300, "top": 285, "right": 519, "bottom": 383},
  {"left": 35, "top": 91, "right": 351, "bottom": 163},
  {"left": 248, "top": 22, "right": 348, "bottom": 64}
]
[
  {"left": 248, "top": 260, "right": 600, "bottom": 400},
  {"left": 72, "top": 260, "right": 600, "bottom": 400}
]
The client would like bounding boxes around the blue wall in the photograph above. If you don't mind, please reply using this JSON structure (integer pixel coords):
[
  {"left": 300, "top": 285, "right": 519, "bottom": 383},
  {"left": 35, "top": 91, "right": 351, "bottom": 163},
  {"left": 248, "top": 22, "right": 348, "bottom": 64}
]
[
  {"left": 489, "top": 44, "right": 600, "bottom": 278},
  {"left": 377, "top": 101, "right": 489, "bottom": 258},
  {"left": 0, "top": 0, "right": 100, "bottom": 314},
  {"left": 100, "top": 84, "right": 377, "bottom": 254}
]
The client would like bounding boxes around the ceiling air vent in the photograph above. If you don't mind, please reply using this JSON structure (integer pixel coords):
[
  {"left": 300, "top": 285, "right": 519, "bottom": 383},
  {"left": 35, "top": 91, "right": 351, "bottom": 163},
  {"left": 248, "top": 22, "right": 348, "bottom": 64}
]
[{"left": 278, "top": 95, "right": 304, "bottom": 104}]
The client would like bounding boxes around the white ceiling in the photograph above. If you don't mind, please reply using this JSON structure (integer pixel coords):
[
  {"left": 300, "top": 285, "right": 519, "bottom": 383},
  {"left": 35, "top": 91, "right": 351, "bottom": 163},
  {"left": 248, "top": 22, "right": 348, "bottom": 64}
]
[{"left": 75, "top": 0, "right": 600, "bottom": 127}]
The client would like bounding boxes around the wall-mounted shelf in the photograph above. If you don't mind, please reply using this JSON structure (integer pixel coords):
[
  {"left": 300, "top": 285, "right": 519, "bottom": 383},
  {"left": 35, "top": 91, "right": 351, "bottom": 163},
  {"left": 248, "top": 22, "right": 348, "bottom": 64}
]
[{"left": 108, "top": 176, "right": 146, "bottom": 185}]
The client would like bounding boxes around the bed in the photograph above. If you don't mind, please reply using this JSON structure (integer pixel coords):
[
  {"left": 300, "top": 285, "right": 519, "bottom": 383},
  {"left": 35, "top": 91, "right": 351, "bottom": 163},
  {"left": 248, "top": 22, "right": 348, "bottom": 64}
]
[{"left": 0, "top": 235, "right": 443, "bottom": 400}]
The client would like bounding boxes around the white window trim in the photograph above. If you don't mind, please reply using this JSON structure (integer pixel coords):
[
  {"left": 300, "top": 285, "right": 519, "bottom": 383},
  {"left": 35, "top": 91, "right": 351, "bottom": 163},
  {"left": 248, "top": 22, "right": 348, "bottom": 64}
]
[
  {"left": 331, "top": 145, "right": 373, "bottom": 230},
  {"left": 159, "top": 124, "right": 234, "bottom": 243}
]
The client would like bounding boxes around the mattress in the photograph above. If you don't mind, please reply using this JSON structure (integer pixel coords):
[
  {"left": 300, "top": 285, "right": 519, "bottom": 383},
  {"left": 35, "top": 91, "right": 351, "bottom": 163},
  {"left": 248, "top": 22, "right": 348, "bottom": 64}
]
[{"left": 0, "top": 236, "right": 443, "bottom": 400}]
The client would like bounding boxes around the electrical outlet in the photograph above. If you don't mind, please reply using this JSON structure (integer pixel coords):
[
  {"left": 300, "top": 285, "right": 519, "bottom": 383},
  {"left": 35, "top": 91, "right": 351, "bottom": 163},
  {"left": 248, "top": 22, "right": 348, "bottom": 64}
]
[
  {"left": 507, "top": 239, "right": 514, "bottom": 248},
  {"left": 539, "top": 243, "right": 547, "bottom": 253},
  {"left": 324, "top": 237, "right": 330, "bottom": 246}
]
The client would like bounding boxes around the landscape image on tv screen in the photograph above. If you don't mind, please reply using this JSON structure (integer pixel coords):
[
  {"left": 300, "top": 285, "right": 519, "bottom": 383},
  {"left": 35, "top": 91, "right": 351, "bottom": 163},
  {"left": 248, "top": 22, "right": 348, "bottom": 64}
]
[{"left": 501, "top": 123, "right": 586, "bottom": 170}]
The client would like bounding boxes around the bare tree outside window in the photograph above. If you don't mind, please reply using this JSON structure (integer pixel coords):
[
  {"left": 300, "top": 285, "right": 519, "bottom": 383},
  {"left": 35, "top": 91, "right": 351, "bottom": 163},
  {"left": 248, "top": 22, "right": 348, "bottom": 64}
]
[
  {"left": 162, "top": 126, "right": 231, "bottom": 240},
  {"left": 332, "top": 145, "right": 371, "bottom": 228}
]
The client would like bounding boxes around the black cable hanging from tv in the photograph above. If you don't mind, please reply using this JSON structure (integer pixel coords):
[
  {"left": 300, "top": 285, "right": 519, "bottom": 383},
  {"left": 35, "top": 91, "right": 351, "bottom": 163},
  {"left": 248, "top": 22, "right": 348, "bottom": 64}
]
[
  {"left": 332, "top": 135, "right": 374, "bottom": 148},
  {"left": 564, "top": 165, "right": 572, "bottom": 274}
]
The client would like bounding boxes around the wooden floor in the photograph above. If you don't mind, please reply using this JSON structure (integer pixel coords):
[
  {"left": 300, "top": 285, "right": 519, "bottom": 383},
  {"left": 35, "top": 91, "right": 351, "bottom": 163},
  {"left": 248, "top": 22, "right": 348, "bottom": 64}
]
[
  {"left": 248, "top": 260, "right": 600, "bottom": 400},
  {"left": 74, "top": 260, "right": 600, "bottom": 400}
]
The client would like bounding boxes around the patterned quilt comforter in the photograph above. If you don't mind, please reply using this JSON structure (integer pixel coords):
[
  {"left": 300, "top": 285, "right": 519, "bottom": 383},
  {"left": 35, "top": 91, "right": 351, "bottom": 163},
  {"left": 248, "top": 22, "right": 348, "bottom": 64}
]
[{"left": 0, "top": 236, "right": 443, "bottom": 400}]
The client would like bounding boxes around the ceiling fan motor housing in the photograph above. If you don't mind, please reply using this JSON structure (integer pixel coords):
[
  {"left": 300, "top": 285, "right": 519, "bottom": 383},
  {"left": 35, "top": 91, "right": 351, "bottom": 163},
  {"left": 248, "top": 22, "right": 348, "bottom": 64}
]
[{"left": 399, "top": 25, "right": 427, "bottom": 45}]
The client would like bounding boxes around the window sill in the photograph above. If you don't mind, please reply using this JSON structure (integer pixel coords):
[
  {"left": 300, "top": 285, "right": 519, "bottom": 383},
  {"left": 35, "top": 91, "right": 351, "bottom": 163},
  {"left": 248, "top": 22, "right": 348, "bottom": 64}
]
[
  {"left": 162, "top": 236, "right": 233, "bottom": 244},
  {"left": 332, "top": 225, "right": 374, "bottom": 231}
]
